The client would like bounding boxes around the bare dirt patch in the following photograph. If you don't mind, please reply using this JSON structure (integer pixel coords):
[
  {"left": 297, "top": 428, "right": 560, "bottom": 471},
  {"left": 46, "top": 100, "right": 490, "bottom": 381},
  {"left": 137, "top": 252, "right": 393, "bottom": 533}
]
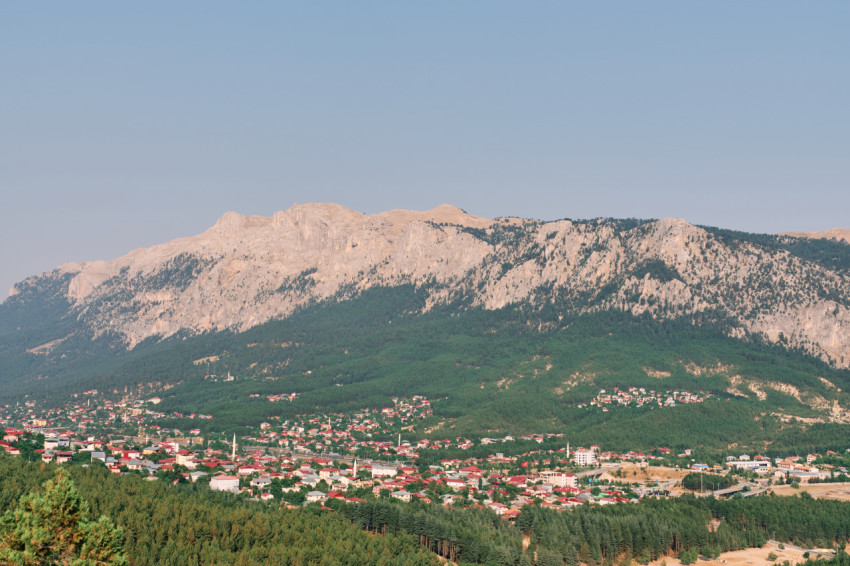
[
  {"left": 561, "top": 371, "right": 596, "bottom": 390},
  {"left": 27, "top": 334, "right": 74, "bottom": 355},
  {"left": 770, "top": 482, "right": 850, "bottom": 501},
  {"left": 682, "top": 361, "right": 733, "bottom": 376},
  {"left": 650, "top": 540, "right": 834, "bottom": 566},
  {"left": 617, "top": 465, "right": 689, "bottom": 483}
]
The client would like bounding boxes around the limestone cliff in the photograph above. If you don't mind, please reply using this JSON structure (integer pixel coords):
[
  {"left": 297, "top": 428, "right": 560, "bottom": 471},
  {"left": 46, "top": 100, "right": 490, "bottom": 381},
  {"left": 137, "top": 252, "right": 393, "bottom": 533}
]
[{"left": 11, "top": 204, "right": 850, "bottom": 368}]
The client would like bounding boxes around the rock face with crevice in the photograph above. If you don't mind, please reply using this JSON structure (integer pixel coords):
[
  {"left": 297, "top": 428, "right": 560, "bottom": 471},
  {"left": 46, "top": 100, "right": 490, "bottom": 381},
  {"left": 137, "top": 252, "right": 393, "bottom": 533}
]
[{"left": 8, "top": 203, "right": 850, "bottom": 368}]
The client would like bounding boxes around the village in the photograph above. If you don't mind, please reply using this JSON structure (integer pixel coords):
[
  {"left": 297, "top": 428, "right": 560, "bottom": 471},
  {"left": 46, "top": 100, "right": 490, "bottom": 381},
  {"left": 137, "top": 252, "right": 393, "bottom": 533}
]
[
  {"left": 2, "top": 393, "right": 850, "bottom": 520},
  {"left": 579, "top": 387, "right": 713, "bottom": 410}
]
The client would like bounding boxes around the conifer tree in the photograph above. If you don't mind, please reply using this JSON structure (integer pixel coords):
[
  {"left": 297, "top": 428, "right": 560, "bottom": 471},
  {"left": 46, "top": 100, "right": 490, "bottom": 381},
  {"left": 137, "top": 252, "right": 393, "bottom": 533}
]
[{"left": 0, "top": 470, "right": 127, "bottom": 565}]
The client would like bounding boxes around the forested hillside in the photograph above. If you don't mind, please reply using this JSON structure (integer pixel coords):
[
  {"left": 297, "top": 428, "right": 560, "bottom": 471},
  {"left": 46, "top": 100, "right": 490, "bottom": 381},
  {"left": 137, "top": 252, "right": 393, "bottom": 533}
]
[
  {"left": 3, "top": 285, "right": 850, "bottom": 450},
  {"left": 0, "top": 457, "right": 437, "bottom": 565}
]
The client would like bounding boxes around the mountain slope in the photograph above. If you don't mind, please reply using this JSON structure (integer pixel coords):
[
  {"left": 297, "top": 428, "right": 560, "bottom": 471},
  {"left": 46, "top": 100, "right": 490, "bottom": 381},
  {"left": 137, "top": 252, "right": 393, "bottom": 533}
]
[{"left": 3, "top": 205, "right": 850, "bottom": 448}]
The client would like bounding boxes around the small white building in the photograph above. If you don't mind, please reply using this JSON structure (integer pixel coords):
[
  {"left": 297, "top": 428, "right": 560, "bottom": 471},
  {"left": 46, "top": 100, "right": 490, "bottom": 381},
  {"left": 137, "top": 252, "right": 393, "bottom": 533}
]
[
  {"left": 306, "top": 491, "right": 327, "bottom": 503},
  {"left": 392, "top": 490, "right": 412, "bottom": 502},
  {"left": 210, "top": 475, "right": 240, "bottom": 493},
  {"left": 371, "top": 463, "right": 398, "bottom": 478}
]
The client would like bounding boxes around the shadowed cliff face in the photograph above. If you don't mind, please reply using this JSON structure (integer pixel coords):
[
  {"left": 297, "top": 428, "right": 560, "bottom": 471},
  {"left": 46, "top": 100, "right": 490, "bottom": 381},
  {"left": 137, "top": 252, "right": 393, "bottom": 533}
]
[{"left": 9, "top": 204, "right": 850, "bottom": 368}]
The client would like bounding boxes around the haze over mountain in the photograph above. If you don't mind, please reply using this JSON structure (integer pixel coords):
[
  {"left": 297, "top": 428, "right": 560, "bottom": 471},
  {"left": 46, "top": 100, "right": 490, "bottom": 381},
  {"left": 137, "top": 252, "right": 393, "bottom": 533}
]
[{"left": 7, "top": 203, "right": 850, "bottom": 369}]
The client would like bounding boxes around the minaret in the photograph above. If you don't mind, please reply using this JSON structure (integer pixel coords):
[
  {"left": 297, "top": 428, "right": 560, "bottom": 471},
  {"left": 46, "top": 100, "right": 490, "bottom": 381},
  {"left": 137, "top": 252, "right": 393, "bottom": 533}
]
[
  {"left": 566, "top": 442, "right": 570, "bottom": 460},
  {"left": 231, "top": 433, "right": 237, "bottom": 460},
  {"left": 353, "top": 458, "right": 357, "bottom": 477},
  {"left": 398, "top": 433, "right": 401, "bottom": 448}
]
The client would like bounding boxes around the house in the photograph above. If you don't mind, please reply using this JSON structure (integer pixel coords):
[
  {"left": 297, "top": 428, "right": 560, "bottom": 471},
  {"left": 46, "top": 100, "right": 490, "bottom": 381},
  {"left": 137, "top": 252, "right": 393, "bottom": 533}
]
[
  {"left": 488, "top": 502, "right": 508, "bottom": 515},
  {"left": 189, "top": 471, "right": 208, "bottom": 483},
  {"left": 125, "top": 459, "right": 146, "bottom": 471},
  {"left": 210, "top": 475, "right": 240, "bottom": 493},
  {"left": 300, "top": 474, "right": 321, "bottom": 487},
  {"left": 175, "top": 450, "right": 197, "bottom": 470},
  {"left": 318, "top": 468, "right": 339, "bottom": 480},
  {"left": 0, "top": 442, "right": 21, "bottom": 456},
  {"left": 371, "top": 463, "right": 398, "bottom": 478},
  {"left": 392, "top": 490, "right": 412, "bottom": 502},
  {"left": 328, "top": 474, "right": 350, "bottom": 488},
  {"left": 306, "top": 491, "right": 327, "bottom": 503}
]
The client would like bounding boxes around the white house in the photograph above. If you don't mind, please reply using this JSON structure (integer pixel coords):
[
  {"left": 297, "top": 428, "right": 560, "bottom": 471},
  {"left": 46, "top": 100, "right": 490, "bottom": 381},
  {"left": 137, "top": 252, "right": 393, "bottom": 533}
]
[
  {"left": 306, "top": 491, "right": 327, "bottom": 503},
  {"left": 371, "top": 463, "right": 398, "bottom": 478},
  {"left": 392, "top": 490, "right": 412, "bottom": 502},
  {"left": 210, "top": 475, "right": 240, "bottom": 493}
]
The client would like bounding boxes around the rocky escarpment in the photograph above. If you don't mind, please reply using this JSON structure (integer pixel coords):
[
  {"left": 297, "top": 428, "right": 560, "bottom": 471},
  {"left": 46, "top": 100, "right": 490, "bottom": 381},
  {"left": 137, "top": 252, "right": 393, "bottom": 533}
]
[{"left": 10, "top": 203, "right": 850, "bottom": 368}]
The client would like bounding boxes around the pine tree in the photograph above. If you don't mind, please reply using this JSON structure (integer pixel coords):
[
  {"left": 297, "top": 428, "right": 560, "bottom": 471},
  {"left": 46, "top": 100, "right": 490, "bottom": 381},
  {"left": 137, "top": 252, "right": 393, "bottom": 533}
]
[{"left": 0, "top": 469, "right": 128, "bottom": 565}]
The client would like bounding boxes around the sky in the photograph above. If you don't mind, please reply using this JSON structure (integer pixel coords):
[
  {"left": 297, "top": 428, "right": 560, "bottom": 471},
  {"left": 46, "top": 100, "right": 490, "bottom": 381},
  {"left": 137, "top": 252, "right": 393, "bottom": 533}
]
[{"left": 1, "top": 2, "right": 848, "bottom": 297}]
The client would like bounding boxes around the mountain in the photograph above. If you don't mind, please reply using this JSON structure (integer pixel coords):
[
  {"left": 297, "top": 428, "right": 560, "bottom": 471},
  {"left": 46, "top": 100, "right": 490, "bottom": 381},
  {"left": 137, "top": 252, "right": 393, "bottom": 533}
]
[
  {"left": 7, "top": 203, "right": 850, "bottom": 365},
  {"left": 3, "top": 204, "right": 850, "bottom": 448}
]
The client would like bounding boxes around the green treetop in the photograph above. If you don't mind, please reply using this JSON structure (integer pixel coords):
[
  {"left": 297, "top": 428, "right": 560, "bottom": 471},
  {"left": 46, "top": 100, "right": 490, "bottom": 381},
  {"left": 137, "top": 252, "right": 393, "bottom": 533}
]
[{"left": 0, "top": 469, "right": 127, "bottom": 565}]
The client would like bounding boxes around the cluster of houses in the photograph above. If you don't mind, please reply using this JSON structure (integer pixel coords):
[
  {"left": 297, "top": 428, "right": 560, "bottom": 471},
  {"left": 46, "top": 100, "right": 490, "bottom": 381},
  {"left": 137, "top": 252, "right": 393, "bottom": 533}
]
[
  {"left": 723, "top": 453, "right": 846, "bottom": 481},
  {"left": 579, "top": 387, "right": 712, "bottom": 410},
  {"left": 195, "top": 446, "right": 634, "bottom": 516}
]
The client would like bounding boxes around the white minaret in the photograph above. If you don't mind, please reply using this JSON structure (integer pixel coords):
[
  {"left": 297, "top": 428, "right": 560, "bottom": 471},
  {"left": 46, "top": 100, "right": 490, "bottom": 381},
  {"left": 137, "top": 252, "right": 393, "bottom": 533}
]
[
  {"left": 231, "top": 433, "right": 237, "bottom": 460},
  {"left": 566, "top": 442, "right": 570, "bottom": 459},
  {"left": 398, "top": 433, "right": 401, "bottom": 448},
  {"left": 353, "top": 458, "right": 357, "bottom": 477}
]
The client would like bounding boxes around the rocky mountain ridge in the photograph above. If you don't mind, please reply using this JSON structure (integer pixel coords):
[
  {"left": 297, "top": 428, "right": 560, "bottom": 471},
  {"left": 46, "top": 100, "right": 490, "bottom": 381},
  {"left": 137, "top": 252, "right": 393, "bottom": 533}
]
[{"left": 9, "top": 203, "right": 850, "bottom": 368}]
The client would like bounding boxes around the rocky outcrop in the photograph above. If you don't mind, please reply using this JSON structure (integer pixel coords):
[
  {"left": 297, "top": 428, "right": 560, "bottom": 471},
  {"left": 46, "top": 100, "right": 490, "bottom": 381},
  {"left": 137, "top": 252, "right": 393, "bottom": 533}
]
[
  {"left": 11, "top": 204, "right": 850, "bottom": 368},
  {"left": 782, "top": 228, "right": 850, "bottom": 244}
]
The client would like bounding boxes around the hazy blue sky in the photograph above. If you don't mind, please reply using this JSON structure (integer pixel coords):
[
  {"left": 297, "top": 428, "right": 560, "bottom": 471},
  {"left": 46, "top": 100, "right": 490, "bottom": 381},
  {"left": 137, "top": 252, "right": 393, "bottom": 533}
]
[{"left": 2, "top": 2, "right": 848, "bottom": 297}]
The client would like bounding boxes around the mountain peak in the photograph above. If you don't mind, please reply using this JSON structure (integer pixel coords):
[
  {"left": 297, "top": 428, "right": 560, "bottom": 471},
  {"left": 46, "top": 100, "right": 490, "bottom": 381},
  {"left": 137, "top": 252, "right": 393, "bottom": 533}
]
[{"left": 376, "top": 203, "right": 494, "bottom": 229}]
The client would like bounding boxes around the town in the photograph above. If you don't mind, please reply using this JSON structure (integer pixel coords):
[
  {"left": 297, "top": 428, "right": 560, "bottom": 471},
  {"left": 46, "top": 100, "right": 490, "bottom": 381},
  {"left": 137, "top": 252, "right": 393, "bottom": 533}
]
[{"left": 2, "top": 392, "right": 849, "bottom": 520}]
